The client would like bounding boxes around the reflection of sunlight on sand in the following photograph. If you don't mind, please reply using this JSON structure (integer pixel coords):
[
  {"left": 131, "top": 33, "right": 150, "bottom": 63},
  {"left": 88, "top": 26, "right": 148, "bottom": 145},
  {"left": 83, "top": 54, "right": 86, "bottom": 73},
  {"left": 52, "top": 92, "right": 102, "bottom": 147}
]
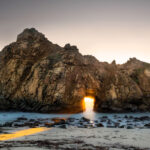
[
  {"left": 0, "top": 127, "right": 49, "bottom": 141},
  {"left": 83, "top": 96, "right": 95, "bottom": 120}
]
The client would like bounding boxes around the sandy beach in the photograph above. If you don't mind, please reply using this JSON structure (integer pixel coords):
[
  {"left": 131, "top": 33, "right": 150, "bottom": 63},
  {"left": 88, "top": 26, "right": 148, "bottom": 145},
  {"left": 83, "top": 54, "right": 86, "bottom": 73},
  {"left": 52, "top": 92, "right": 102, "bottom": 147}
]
[
  {"left": 0, "top": 127, "right": 150, "bottom": 150},
  {"left": 0, "top": 112, "right": 150, "bottom": 149}
]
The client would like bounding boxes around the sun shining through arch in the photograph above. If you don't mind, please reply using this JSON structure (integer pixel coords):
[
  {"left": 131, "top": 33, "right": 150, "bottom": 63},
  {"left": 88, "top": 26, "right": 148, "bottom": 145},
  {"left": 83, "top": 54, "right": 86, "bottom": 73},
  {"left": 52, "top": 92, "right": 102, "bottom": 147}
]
[
  {"left": 83, "top": 96, "right": 95, "bottom": 120},
  {"left": 83, "top": 96, "right": 95, "bottom": 111}
]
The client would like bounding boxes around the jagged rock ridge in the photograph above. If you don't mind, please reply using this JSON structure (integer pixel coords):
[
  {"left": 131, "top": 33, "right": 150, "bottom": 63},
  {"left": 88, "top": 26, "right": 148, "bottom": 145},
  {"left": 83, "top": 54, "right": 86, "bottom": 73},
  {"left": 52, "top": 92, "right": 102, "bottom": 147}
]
[{"left": 0, "top": 28, "right": 150, "bottom": 112}]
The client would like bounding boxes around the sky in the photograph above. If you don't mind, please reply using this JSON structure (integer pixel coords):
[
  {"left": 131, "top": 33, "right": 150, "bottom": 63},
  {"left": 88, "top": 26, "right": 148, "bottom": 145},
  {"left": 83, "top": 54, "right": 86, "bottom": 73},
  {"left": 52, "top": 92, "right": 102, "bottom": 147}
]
[{"left": 0, "top": 0, "right": 150, "bottom": 64}]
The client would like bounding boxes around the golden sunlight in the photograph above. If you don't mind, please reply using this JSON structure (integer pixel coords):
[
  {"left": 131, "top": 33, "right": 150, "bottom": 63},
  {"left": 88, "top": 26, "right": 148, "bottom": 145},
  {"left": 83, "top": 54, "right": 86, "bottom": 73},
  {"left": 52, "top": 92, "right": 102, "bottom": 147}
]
[
  {"left": 0, "top": 127, "right": 49, "bottom": 141},
  {"left": 83, "top": 96, "right": 95, "bottom": 119},
  {"left": 83, "top": 96, "right": 95, "bottom": 111}
]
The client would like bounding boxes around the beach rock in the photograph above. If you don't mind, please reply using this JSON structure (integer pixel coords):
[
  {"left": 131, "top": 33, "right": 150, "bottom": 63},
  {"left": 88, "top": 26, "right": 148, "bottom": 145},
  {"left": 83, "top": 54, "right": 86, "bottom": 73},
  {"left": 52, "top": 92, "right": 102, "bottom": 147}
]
[
  {"left": 16, "top": 117, "right": 28, "bottom": 121},
  {"left": 96, "top": 123, "right": 104, "bottom": 127},
  {"left": 102, "top": 116, "right": 108, "bottom": 119},
  {"left": 24, "top": 122, "right": 38, "bottom": 128},
  {"left": 124, "top": 115, "right": 128, "bottom": 119},
  {"left": 44, "top": 123, "right": 54, "bottom": 127},
  {"left": 67, "top": 118, "right": 75, "bottom": 122},
  {"left": 59, "top": 124, "right": 68, "bottom": 129},
  {"left": 84, "top": 124, "right": 95, "bottom": 128},
  {"left": 14, "top": 123, "right": 25, "bottom": 127},
  {"left": 107, "top": 119, "right": 113, "bottom": 125},
  {"left": 81, "top": 117, "right": 90, "bottom": 122},
  {"left": 3, "top": 122, "right": 13, "bottom": 127},
  {"left": 126, "top": 126, "right": 134, "bottom": 129},
  {"left": 51, "top": 118, "right": 68, "bottom": 126},
  {"left": 144, "top": 123, "right": 150, "bottom": 128},
  {"left": 29, "top": 119, "right": 35, "bottom": 122},
  {"left": 0, "top": 28, "right": 150, "bottom": 112},
  {"left": 51, "top": 118, "right": 66, "bottom": 123},
  {"left": 139, "top": 116, "right": 150, "bottom": 121},
  {"left": 114, "top": 122, "right": 120, "bottom": 127},
  {"left": 107, "top": 125, "right": 116, "bottom": 128}
]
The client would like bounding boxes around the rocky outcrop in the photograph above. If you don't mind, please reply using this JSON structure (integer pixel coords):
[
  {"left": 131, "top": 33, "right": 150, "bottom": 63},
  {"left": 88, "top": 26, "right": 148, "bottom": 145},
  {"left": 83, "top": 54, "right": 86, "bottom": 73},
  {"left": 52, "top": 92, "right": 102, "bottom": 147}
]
[{"left": 0, "top": 28, "right": 150, "bottom": 113}]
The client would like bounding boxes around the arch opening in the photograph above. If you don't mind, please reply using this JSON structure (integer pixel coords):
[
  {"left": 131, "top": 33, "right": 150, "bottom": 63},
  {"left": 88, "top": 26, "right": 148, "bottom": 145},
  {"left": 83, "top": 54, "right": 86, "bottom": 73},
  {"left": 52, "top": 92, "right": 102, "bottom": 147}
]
[
  {"left": 83, "top": 96, "right": 95, "bottom": 112},
  {"left": 82, "top": 96, "right": 95, "bottom": 120}
]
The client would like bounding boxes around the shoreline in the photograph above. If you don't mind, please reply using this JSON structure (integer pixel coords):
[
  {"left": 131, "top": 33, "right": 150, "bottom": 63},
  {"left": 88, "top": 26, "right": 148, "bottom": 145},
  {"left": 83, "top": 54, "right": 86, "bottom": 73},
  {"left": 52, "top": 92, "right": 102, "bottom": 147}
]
[{"left": 1, "top": 112, "right": 150, "bottom": 128}]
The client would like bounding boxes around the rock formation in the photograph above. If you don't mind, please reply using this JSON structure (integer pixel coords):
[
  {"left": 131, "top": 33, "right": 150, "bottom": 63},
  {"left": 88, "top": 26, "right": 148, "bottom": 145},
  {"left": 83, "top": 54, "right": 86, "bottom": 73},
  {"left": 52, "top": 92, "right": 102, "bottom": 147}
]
[{"left": 0, "top": 28, "right": 150, "bottom": 113}]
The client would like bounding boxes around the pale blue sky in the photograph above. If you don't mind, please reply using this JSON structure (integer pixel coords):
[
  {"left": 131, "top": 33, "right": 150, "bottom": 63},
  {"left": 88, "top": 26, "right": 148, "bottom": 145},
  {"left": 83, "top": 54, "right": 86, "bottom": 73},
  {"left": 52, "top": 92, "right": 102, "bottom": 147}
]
[{"left": 0, "top": 0, "right": 150, "bottom": 63}]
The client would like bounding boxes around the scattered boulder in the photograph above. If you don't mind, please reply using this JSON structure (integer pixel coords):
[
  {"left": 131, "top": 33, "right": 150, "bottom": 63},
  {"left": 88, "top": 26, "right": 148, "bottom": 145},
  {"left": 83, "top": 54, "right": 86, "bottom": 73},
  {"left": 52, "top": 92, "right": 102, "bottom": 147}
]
[
  {"left": 81, "top": 117, "right": 90, "bottom": 122},
  {"left": 44, "top": 123, "right": 54, "bottom": 127},
  {"left": 119, "top": 125, "right": 125, "bottom": 128},
  {"left": 16, "top": 117, "right": 28, "bottom": 121},
  {"left": 67, "top": 118, "right": 75, "bottom": 122},
  {"left": 96, "top": 123, "right": 104, "bottom": 127},
  {"left": 126, "top": 126, "right": 134, "bottom": 129},
  {"left": 144, "top": 123, "right": 150, "bottom": 128},
  {"left": 59, "top": 124, "right": 68, "bottom": 129},
  {"left": 3, "top": 122, "right": 13, "bottom": 127},
  {"left": 51, "top": 118, "right": 66, "bottom": 125}
]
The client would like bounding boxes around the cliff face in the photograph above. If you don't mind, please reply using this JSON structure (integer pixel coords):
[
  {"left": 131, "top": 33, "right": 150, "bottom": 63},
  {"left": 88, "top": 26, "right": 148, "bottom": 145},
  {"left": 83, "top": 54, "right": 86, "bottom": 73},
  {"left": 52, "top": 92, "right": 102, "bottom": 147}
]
[{"left": 0, "top": 28, "right": 150, "bottom": 112}]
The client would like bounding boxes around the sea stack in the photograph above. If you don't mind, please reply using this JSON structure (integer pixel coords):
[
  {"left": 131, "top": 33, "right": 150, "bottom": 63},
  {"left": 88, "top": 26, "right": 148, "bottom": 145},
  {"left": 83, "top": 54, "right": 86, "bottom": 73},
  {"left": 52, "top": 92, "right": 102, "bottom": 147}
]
[{"left": 0, "top": 28, "right": 150, "bottom": 113}]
